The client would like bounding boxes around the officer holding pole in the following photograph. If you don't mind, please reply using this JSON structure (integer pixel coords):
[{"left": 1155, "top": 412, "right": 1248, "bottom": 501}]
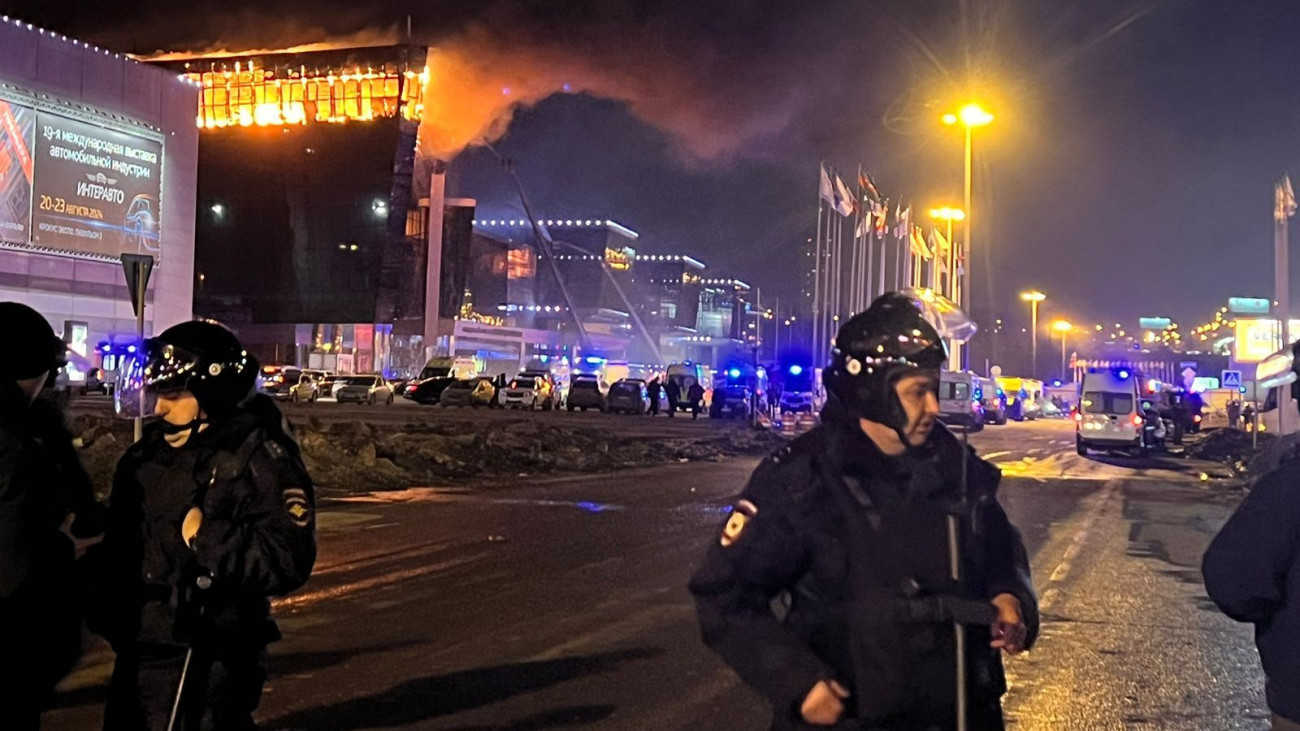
[
  {"left": 93, "top": 320, "right": 316, "bottom": 730},
  {"left": 689, "top": 293, "right": 1038, "bottom": 730}
]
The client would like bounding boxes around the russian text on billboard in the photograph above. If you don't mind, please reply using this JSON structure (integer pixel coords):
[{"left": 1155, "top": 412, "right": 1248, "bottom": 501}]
[
  {"left": 0, "top": 99, "right": 34, "bottom": 242},
  {"left": 30, "top": 112, "right": 162, "bottom": 260}
]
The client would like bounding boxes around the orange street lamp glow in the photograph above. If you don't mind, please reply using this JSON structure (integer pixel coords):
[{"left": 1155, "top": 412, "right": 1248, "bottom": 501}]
[
  {"left": 959, "top": 103, "right": 995, "bottom": 127},
  {"left": 1052, "top": 320, "right": 1072, "bottom": 333},
  {"left": 928, "top": 207, "right": 966, "bottom": 221}
]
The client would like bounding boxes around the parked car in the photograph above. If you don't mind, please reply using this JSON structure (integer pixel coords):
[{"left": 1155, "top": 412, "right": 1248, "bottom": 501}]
[
  {"left": 289, "top": 370, "right": 329, "bottom": 404},
  {"left": 1075, "top": 367, "right": 1145, "bottom": 456},
  {"left": 439, "top": 377, "right": 497, "bottom": 408},
  {"left": 500, "top": 374, "right": 557, "bottom": 410},
  {"left": 566, "top": 376, "right": 607, "bottom": 411},
  {"left": 259, "top": 365, "right": 303, "bottom": 400},
  {"left": 779, "top": 390, "right": 815, "bottom": 414},
  {"left": 938, "top": 371, "right": 984, "bottom": 432},
  {"left": 335, "top": 374, "right": 395, "bottom": 405},
  {"left": 408, "top": 376, "right": 457, "bottom": 405},
  {"left": 976, "top": 376, "right": 1007, "bottom": 425},
  {"left": 607, "top": 379, "right": 650, "bottom": 414},
  {"left": 710, "top": 385, "right": 753, "bottom": 419}
]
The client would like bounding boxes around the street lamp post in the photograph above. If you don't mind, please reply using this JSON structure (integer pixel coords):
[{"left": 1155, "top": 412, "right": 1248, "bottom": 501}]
[
  {"left": 942, "top": 104, "right": 994, "bottom": 370},
  {"left": 1021, "top": 291, "right": 1046, "bottom": 377},
  {"left": 1052, "top": 320, "right": 1072, "bottom": 381}
]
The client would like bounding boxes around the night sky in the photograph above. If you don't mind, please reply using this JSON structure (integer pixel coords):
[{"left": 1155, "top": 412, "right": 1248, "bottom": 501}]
[{"left": 10, "top": 0, "right": 1300, "bottom": 329}]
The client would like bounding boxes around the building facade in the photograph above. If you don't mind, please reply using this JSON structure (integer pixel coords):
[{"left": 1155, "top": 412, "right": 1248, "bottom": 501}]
[{"left": 0, "top": 16, "right": 199, "bottom": 377}]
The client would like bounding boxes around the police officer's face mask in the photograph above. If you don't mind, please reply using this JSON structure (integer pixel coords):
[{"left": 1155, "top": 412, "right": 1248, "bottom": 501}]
[{"left": 894, "top": 372, "right": 941, "bottom": 447}]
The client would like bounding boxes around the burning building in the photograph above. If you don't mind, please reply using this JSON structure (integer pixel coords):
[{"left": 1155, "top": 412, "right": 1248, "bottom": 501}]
[
  {"left": 0, "top": 16, "right": 199, "bottom": 379},
  {"left": 150, "top": 45, "right": 472, "bottom": 375}
]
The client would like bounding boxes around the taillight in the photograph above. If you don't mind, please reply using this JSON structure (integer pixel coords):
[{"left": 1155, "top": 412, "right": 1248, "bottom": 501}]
[
  {"left": 1073, "top": 412, "right": 1082, "bottom": 422},
  {"left": 1193, "top": 414, "right": 1202, "bottom": 423},
  {"left": 1131, "top": 414, "right": 1144, "bottom": 426}
]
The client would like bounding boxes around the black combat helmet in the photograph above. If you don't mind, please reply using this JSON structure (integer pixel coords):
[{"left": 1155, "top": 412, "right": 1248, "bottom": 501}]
[
  {"left": 1, "top": 301, "right": 66, "bottom": 381},
  {"left": 823, "top": 292, "right": 947, "bottom": 432},
  {"left": 138, "top": 320, "right": 258, "bottom": 418}
]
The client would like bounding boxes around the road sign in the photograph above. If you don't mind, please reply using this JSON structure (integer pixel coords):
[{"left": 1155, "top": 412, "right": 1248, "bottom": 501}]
[
  {"left": 1222, "top": 370, "right": 1243, "bottom": 389},
  {"left": 120, "top": 254, "right": 154, "bottom": 318}
]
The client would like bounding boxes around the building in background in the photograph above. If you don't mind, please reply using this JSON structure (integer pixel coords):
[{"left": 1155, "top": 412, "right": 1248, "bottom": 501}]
[
  {"left": 0, "top": 15, "right": 199, "bottom": 378},
  {"left": 150, "top": 46, "right": 445, "bottom": 375}
]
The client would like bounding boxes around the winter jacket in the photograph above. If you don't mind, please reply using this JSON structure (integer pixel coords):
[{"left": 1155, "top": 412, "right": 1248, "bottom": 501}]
[
  {"left": 91, "top": 394, "right": 316, "bottom": 653},
  {"left": 689, "top": 401, "right": 1038, "bottom": 730},
  {"left": 1203, "top": 437, "right": 1300, "bottom": 724}
]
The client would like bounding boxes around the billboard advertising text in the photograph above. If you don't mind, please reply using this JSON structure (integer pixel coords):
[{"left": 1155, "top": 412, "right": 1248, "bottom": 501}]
[
  {"left": 0, "top": 100, "right": 34, "bottom": 242},
  {"left": 30, "top": 112, "right": 163, "bottom": 260}
]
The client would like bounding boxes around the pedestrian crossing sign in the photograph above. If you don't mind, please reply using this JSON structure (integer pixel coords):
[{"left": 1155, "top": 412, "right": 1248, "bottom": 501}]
[{"left": 1221, "top": 370, "right": 1242, "bottom": 389}]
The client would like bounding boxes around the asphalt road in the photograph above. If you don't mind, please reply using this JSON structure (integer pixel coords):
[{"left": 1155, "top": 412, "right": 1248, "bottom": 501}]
[{"left": 45, "top": 420, "right": 1267, "bottom": 730}]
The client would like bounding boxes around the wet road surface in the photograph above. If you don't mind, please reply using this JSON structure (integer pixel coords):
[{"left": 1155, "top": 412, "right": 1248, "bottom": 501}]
[{"left": 44, "top": 420, "right": 1266, "bottom": 730}]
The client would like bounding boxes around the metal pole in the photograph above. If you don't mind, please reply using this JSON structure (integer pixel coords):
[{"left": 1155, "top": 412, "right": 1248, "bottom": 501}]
[
  {"left": 1276, "top": 203, "right": 1290, "bottom": 435},
  {"left": 954, "top": 124, "right": 973, "bottom": 371},
  {"left": 1058, "top": 333, "right": 1065, "bottom": 382},
  {"left": 813, "top": 200, "right": 823, "bottom": 369},
  {"left": 134, "top": 268, "right": 146, "bottom": 442},
  {"left": 166, "top": 648, "right": 194, "bottom": 731},
  {"left": 1030, "top": 300, "right": 1039, "bottom": 378}
]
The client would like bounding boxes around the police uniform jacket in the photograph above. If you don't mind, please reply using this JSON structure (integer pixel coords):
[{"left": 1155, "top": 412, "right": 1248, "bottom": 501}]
[
  {"left": 0, "top": 383, "right": 101, "bottom": 691},
  {"left": 92, "top": 394, "right": 316, "bottom": 651},
  {"left": 689, "top": 402, "right": 1039, "bottom": 730},
  {"left": 1203, "top": 435, "right": 1300, "bottom": 724}
]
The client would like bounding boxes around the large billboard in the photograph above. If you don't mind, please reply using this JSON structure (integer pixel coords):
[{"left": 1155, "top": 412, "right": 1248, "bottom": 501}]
[
  {"left": 30, "top": 112, "right": 163, "bottom": 259},
  {"left": 0, "top": 99, "right": 34, "bottom": 243},
  {"left": 1234, "top": 318, "right": 1300, "bottom": 363}
]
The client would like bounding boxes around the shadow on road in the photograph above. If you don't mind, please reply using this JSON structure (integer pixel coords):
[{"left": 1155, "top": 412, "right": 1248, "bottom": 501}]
[
  {"left": 262, "top": 647, "right": 663, "bottom": 730},
  {"left": 441, "top": 705, "right": 616, "bottom": 730}
]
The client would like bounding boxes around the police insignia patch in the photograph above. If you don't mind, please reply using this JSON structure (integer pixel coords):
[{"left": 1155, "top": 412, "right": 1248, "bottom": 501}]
[
  {"left": 720, "top": 499, "right": 758, "bottom": 547},
  {"left": 283, "top": 488, "right": 311, "bottom": 528}
]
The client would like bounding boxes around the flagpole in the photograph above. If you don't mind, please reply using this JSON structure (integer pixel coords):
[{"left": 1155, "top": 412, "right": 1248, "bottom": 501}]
[
  {"left": 812, "top": 175, "right": 824, "bottom": 370},
  {"left": 1276, "top": 175, "right": 1292, "bottom": 435}
]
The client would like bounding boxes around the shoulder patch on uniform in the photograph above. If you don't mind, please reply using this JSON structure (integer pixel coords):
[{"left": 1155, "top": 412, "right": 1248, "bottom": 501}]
[
  {"left": 720, "top": 499, "right": 758, "bottom": 547},
  {"left": 283, "top": 487, "right": 311, "bottom": 528}
]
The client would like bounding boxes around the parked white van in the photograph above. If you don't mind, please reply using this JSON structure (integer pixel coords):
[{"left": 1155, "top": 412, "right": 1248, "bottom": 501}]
[{"left": 1075, "top": 367, "right": 1146, "bottom": 456}]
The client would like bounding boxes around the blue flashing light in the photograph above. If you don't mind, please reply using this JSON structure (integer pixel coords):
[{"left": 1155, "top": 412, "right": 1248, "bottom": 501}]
[
  {"left": 789, "top": 365, "right": 804, "bottom": 376},
  {"left": 101, "top": 344, "right": 112, "bottom": 353},
  {"left": 1240, "top": 386, "right": 1248, "bottom": 394},
  {"left": 127, "top": 345, "right": 137, "bottom": 354},
  {"left": 1053, "top": 380, "right": 1062, "bottom": 387},
  {"left": 583, "top": 356, "right": 605, "bottom": 365},
  {"left": 728, "top": 368, "right": 741, "bottom": 379},
  {"left": 1118, "top": 370, "right": 1130, "bottom": 380}
]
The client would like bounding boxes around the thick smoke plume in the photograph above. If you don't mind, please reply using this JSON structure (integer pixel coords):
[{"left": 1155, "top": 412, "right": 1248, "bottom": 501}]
[{"left": 417, "top": 2, "right": 818, "bottom": 161}]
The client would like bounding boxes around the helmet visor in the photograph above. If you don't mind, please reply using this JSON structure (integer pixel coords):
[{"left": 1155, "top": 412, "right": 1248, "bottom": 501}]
[
  {"left": 114, "top": 339, "right": 200, "bottom": 419},
  {"left": 897, "top": 287, "right": 979, "bottom": 344}
]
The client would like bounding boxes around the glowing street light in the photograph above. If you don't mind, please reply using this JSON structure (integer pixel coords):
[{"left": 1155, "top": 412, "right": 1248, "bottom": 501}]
[
  {"left": 1052, "top": 320, "right": 1073, "bottom": 381},
  {"left": 1020, "top": 291, "right": 1046, "bottom": 376}
]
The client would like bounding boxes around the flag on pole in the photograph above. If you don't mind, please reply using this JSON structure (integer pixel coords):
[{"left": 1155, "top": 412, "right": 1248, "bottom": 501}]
[
  {"left": 931, "top": 230, "right": 950, "bottom": 273},
  {"left": 859, "top": 171, "right": 882, "bottom": 203},
  {"left": 873, "top": 198, "right": 889, "bottom": 239},
  {"left": 910, "top": 225, "right": 932, "bottom": 259},
  {"left": 833, "top": 173, "right": 856, "bottom": 217},
  {"left": 1277, "top": 174, "right": 1297, "bottom": 222},
  {"left": 894, "top": 204, "right": 910, "bottom": 240},
  {"left": 932, "top": 226, "right": 951, "bottom": 259},
  {"left": 819, "top": 164, "right": 835, "bottom": 205}
]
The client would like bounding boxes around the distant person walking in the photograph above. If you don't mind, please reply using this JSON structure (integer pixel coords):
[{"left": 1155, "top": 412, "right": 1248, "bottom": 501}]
[
  {"left": 665, "top": 378, "right": 681, "bottom": 418},
  {"left": 647, "top": 378, "right": 662, "bottom": 417},
  {"left": 1227, "top": 399, "right": 1242, "bottom": 430},
  {"left": 688, "top": 382, "right": 706, "bottom": 420}
]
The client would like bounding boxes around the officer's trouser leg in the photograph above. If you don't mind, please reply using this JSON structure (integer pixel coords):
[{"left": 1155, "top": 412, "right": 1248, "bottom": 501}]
[
  {"left": 103, "top": 646, "right": 188, "bottom": 731},
  {"left": 195, "top": 646, "right": 267, "bottom": 731}
]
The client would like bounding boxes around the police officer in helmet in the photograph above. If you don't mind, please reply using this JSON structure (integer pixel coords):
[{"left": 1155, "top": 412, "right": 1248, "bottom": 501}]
[
  {"left": 93, "top": 320, "right": 317, "bottom": 730},
  {"left": 1, "top": 302, "right": 104, "bottom": 729},
  {"left": 1204, "top": 340, "right": 1300, "bottom": 731},
  {"left": 690, "top": 292, "right": 1038, "bottom": 730}
]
